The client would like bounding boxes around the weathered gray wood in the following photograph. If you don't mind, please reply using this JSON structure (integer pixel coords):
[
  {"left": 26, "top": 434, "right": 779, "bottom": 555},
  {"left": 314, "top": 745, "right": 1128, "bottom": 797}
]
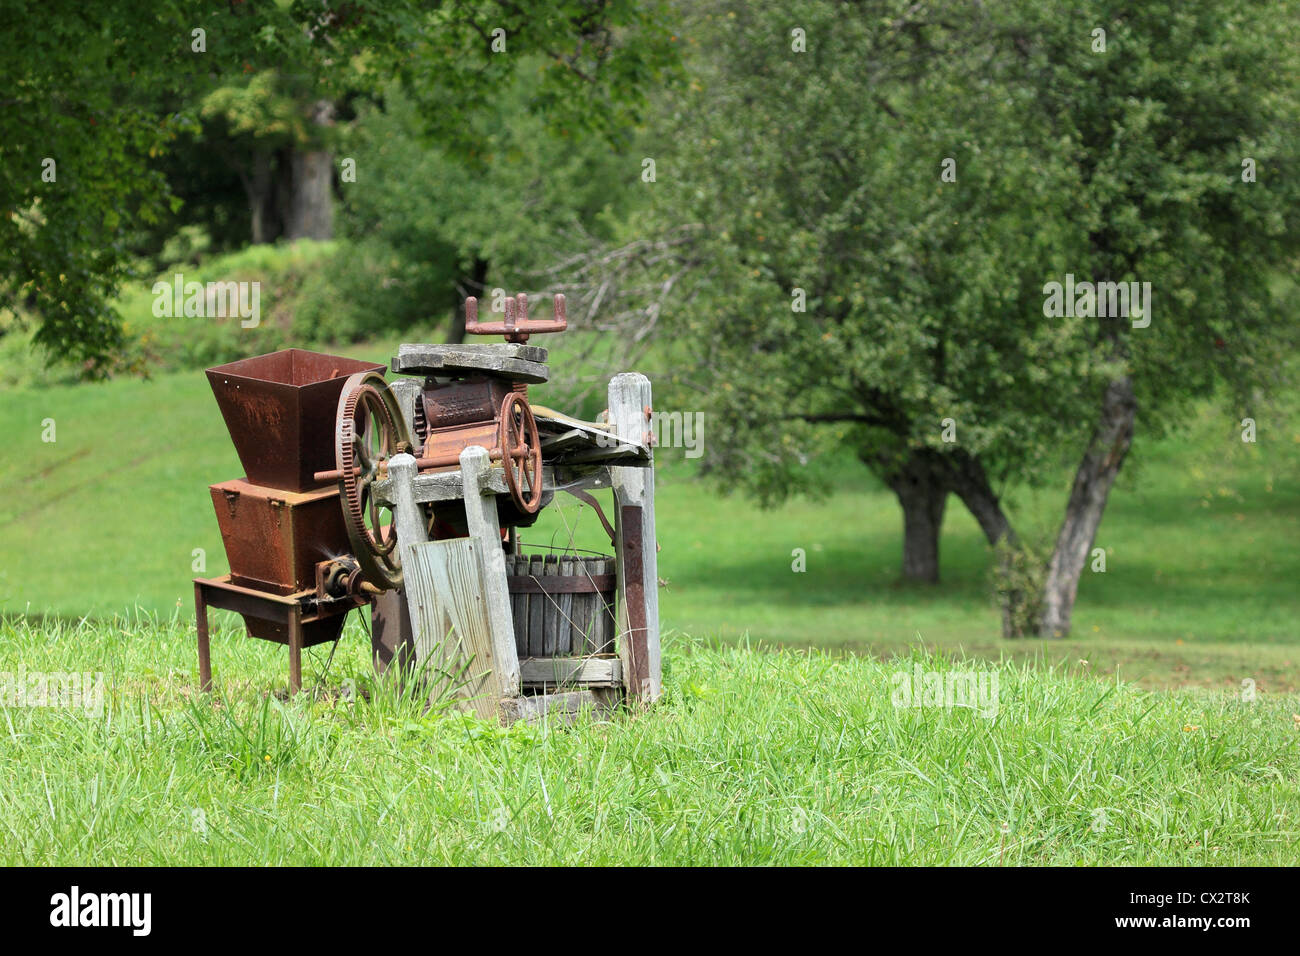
[
  {"left": 527, "top": 554, "right": 545, "bottom": 659},
  {"left": 518, "top": 656, "right": 622, "bottom": 687},
  {"left": 509, "top": 554, "right": 528, "bottom": 660},
  {"left": 542, "top": 553, "right": 560, "bottom": 657},
  {"left": 386, "top": 453, "right": 430, "bottom": 596},
  {"left": 392, "top": 343, "right": 549, "bottom": 383},
  {"left": 390, "top": 453, "right": 469, "bottom": 706},
  {"left": 405, "top": 538, "right": 503, "bottom": 719},
  {"left": 569, "top": 559, "right": 594, "bottom": 654},
  {"left": 373, "top": 463, "right": 608, "bottom": 507},
  {"left": 609, "top": 373, "right": 661, "bottom": 702},
  {"left": 498, "top": 689, "right": 619, "bottom": 726},
  {"left": 458, "top": 445, "right": 521, "bottom": 697},
  {"left": 554, "top": 437, "right": 651, "bottom": 466},
  {"left": 597, "top": 558, "right": 617, "bottom": 653},
  {"left": 556, "top": 556, "right": 576, "bottom": 654},
  {"left": 388, "top": 378, "right": 423, "bottom": 443}
]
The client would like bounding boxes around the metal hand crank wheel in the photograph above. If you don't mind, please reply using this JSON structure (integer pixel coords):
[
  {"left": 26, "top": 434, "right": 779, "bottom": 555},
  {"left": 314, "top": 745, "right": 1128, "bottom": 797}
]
[
  {"left": 335, "top": 371, "right": 413, "bottom": 591},
  {"left": 498, "top": 392, "right": 543, "bottom": 514}
]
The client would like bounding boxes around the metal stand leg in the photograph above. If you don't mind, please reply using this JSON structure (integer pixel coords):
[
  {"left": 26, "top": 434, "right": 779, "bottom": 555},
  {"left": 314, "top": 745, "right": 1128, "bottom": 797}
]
[
  {"left": 288, "top": 603, "right": 303, "bottom": 694},
  {"left": 195, "top": 582, "right": 213, "bottom": 692}
]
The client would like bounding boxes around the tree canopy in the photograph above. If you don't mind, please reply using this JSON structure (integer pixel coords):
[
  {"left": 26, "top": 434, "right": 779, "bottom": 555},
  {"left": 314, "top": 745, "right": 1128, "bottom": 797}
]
[
  {"left": 0, "top": 0, "right": 677, "bottom": 372},
  {"left": 646, "top": 0, "right": 1300, "bottom": 634}
]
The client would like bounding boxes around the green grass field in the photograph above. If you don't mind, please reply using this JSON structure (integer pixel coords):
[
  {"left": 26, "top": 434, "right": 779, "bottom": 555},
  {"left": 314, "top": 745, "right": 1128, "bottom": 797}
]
[
  {"left": 1, "top": 330, "right": 1298, "bottom": 865},
  {"left": 1, "top": 614, "right": 1297, "bottom": 865}
]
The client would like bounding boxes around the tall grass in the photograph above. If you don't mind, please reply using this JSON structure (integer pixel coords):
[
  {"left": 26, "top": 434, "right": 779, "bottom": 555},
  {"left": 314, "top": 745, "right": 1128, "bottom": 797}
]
[{"left": 0, "top": 614, "right": 1295, "bottom": 865}]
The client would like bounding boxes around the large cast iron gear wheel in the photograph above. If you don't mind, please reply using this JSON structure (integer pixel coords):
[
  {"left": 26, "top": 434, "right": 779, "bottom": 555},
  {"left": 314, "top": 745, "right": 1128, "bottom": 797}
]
[
  {"left": 334, "top": 371, "right": 413, "bottom": 591},
  {"left": 498, "top": 391, "right": 543, "bottom": 514}
]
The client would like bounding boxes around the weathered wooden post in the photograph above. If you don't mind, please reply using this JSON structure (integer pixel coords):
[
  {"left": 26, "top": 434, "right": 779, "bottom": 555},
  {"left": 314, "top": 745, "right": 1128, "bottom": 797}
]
[
  {"left": 609, "top": 373, "right": 661, "bottom": 703},
  {"left": 454, "top": 444, "right": 522, "bottom": 699}
]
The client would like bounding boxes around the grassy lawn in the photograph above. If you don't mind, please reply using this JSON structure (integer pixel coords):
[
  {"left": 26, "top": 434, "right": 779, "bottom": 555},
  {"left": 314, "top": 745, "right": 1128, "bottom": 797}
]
[
  {"left": 1, "top": 613, "right": 1296, "bottom": 865},
  {"left": 1, "top": 334, "right": 1298, "bottom": 866}
]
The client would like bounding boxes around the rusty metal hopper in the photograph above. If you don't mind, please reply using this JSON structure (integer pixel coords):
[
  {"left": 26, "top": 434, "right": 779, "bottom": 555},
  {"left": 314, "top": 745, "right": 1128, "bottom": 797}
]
[{"left": 206, "top": 349, "right": 385, "bottom": 491}]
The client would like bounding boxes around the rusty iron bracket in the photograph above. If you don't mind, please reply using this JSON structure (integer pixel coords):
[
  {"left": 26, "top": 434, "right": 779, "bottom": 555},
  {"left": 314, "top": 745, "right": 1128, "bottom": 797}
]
[{"left": 565, "top": 488, "right": 617, "bottom": 545}]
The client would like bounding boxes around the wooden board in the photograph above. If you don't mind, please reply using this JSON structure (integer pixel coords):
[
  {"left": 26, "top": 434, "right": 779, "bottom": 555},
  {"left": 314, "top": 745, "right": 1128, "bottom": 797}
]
[
  {"left": 518, "top": 656, "right": 622, "bottom": 688},
  {"left": 392, "top": 343, "right": 549, "bottom": 383},
  {"left": 557, "top": 556, "right": 575, "bottom": 655},
  {"left": 373, "top": 462, "right": 613, "bottom": 507},
  {"left": 404, "top": 537, "right": 503, "bottom": 720},
  {"left": 527, "top": 554, "right": 546, "bottom": 659},
  {"left": 499, "top": 689, "right": 620, "bottom": 726},
  {"left": 509, "top": 554, "right": 528, "bottom": 660}
]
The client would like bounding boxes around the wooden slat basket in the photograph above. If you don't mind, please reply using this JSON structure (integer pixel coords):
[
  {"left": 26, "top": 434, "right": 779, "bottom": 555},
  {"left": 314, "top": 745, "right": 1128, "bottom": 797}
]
[{"left": 506, "top": 552, "right": 617, "bottom": 660}]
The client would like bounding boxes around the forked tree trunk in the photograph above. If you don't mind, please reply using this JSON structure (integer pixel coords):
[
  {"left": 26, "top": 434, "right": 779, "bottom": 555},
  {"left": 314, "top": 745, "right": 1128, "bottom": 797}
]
[
  {"left": 1039, "top": 376, "right": 1136, "bottom": 637},
  {"left": 945, "top": 450, "right": 1015, "bottom": 547}
]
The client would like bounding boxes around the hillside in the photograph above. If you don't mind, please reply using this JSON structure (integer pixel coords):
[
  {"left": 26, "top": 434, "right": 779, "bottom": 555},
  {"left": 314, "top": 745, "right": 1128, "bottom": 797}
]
[{"left": 2, "top": 332, "right": 1297, "bottom": 691}]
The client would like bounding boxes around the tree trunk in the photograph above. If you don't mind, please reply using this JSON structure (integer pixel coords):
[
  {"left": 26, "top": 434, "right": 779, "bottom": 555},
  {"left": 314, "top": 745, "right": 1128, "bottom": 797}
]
[
  {"left": 242, "top": 153, "right": 277, "bottom": 245},
  {"left": 283, "top": 148, "right": 335, "bottom": 240},
  {"left": 282, "top": 100, "right": 336, "bottom": 241},
  {"left": 884, "top": 452, "right": 948, "bottom": 584},
  {"left": 447, "top": 257, "right": 489, "bottom": 345},
  {"left": 944, "top": 450, "right": 1015, "bottom": 547},
  {"left": 1039, "top": 376, "right": 1136, "bottom": 637}
]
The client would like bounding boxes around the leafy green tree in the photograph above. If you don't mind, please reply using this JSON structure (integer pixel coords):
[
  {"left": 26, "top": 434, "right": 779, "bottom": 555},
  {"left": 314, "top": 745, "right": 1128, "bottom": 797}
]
[
  {"left": 339, "top": 70, "right": 640, "bottom": 342},
  {"left": 650, "top": 0, "right": 1300, "bottom": 635},
  {"left": 1, "top": 0, "right": 678, "bottom": 373}
]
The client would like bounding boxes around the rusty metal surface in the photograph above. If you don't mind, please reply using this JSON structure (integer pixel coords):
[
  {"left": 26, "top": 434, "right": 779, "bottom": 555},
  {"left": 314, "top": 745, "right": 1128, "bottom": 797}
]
[
  {"left": 209, "top": 480, "right": 350, "bottom": 595},
  {"left": 499, "top": 391, "right": 543, "bottom": 513},
  {"left": 241, "top": 612, "right": 347, "bottom": 648},
  {"left": 334, "top": 370, "right": 409, "bottom": 591},
  {"left": 565, "top": 488, "right": 616, "bottom": 544},
  {"left": 421, "top": 377, "right": 511, "bottom": 431},
  {"left": 194, "top": 575, "right": 362, "bottom": 693},
  {"left": 370, "top": 587, "right": 416, "bottom": 675},
  {"left": 620, "top": 504, "right": 649, "bottom": 694},
  {"left": 418, "top": 379, "right": 510, "bottom": 472},
  {"left": 465, "top": 292, "right": 567, "bottom": 343},
  {"left": 421, "top": 421, "right": 498, "bottom": 467},
  {"left": 206, "top": 349, "right": 384, "bottom": 491},
  {"left": 196, "top": 581, "right": 212, "bottom": 691}
]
